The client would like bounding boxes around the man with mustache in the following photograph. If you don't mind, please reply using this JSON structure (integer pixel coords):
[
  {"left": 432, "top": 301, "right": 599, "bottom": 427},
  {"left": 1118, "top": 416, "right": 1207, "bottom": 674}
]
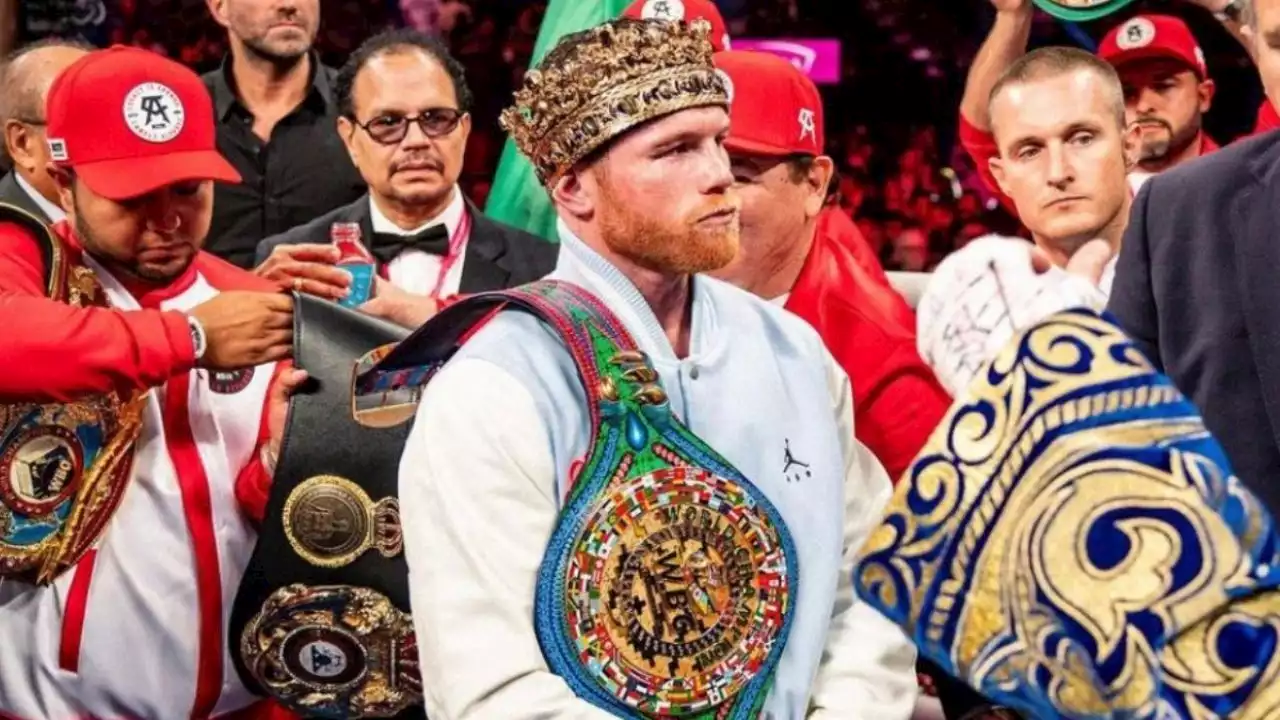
[
  {"left": 1106, "top": 0, "right": 1280, "bottom": 520},
  {"left": 1098, "top": 14, "right": 1218, "bottom": 177},
  {"left": 254, "top": 29, "right": 554, "bottom": 327},
  {"left": 0, "top": 46, "right": 302, "bottom": 719},
  {"left": 397, "top": 17, "right": 918, "bottom": 719},
  {"left": 202, "top": 0, "right": 366, "bottom": 269}
]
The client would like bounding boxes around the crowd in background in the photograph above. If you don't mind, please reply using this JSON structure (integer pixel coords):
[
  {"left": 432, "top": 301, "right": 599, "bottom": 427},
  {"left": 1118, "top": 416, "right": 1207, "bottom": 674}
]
[{"left": 4, "top": 0, "right": 1269, "bottom": 272}]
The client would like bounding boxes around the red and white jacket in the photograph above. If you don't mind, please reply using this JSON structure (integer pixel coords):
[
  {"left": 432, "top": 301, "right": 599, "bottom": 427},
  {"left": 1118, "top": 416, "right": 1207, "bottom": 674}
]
[{"left": 0, "top": 221, "right": 283, "bottom": 719}]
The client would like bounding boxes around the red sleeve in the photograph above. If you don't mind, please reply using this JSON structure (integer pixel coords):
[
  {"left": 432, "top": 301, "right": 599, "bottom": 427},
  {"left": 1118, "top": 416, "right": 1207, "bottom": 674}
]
[
  {"left": 823, "top": 295, "right": 952, "bottom": 483},
  {"left": 853, "top": 356, "right": 951, "bottom": 483},
  {"left": 235, "top": 362, "right": 289, "bottom": 524},
  {"left": 0, "top": 222, "right": 195, "bottom": 403},
  {"left": 958, "top": 113, "right": 1018, "bottom": 217}
]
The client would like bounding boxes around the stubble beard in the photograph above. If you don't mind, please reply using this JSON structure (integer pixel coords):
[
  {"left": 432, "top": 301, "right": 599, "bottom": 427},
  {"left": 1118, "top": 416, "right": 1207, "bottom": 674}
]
[
  {"left": 597, "top": 182, "right": 740, "bottom": 276},
  {"left": 73, "top": 196, "right": 193, "bottom": 284}
]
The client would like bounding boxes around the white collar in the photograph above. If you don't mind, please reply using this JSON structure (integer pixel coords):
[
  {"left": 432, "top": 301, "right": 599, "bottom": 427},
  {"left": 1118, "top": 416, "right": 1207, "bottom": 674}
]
[
  {"left": 15, "top": 172, "right": 65, "bottom": 223},
  {"left": 368, "top": 186, "right": 464, "bottom": 238}
]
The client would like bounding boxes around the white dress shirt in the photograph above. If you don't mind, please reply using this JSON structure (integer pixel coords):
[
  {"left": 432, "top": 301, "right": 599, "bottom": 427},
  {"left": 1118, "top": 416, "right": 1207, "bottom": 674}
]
[
  {"left": 15, "top": 172, "right": 66, "bottom": 223},
  {"left": 368, "top": 187, "right": 468, "bottom": 297}
]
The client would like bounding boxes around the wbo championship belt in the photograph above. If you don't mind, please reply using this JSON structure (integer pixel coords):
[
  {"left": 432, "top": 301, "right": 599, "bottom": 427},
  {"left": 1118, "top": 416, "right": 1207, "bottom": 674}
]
[
  {"left": 230, "top": 292, "right": 421, "bottom": 719},
  {"left": 0, "top": 203, "right": 146, "bottom": 585},
  {"left": 852, "top": 308, "right": 1280, "bottom": 719},
  {"left": 355, "top": 279, "right": 798, "bottom": 718}
]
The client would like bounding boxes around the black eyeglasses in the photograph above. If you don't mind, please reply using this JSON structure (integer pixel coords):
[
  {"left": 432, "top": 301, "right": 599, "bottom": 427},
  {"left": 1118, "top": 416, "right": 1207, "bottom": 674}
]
[{"left": 352, "top": 108, "right": 464, "bottom": 145}]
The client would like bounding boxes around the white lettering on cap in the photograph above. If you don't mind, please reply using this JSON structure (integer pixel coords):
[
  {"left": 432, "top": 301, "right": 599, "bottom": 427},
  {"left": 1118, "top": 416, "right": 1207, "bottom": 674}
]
[
  {"left": 641, "top": 0, "right": 685, "bottom": 21},
  {"left": 798, "top": 108, "right": 816, "bottom": 142},
  {"left": 1116, "top": 17, "right": 1156, "bottom": 50},
  {"left": 123, "top": 82, "right": 185, "bottom": 143}
]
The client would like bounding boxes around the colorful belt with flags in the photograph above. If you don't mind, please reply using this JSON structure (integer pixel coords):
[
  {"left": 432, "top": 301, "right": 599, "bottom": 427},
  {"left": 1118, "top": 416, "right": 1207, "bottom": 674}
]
[
  {"left": 0, "top": 203, "right": 146, "bottom": 586},
  {"left": 355, "top": 279, "right": 798, "bottom": 718},
  {"left": 853, "top": 307, "right": 1280, "bottom": 719}
]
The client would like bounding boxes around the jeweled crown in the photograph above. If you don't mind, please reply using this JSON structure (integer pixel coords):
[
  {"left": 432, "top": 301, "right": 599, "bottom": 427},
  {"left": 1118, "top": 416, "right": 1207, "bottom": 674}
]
[{"left": 500, "top": 17, "right": 729, "bottom": 184}]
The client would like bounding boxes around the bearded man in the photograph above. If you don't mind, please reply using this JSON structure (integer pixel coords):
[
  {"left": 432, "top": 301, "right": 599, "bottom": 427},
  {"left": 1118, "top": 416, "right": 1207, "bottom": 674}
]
[{"left": 391, "top": 17, "right": 918, "bottom": 720}]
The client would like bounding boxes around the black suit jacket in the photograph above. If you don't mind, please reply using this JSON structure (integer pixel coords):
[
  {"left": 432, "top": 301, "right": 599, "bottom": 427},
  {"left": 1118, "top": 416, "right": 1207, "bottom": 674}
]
[
  {"left": 254, "top": 194, "right": 558, "bottom": 293},
  {"left": 1107, "top": 129, "right": 1280, "bottom": 513},
  {"left": 0, "top": 171, "right": 51, "bottom": 223}
]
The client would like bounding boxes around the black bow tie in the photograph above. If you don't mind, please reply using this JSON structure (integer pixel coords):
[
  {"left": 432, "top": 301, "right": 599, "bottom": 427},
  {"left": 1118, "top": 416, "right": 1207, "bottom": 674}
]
[{"left": 370, "top": 224, "right": 450, "bottom": 264}]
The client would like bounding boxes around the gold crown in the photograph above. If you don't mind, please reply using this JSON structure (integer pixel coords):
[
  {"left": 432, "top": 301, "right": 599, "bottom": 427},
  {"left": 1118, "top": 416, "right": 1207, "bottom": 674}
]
[{"left": 500, "top": 17, "right": 728, "bottom": 184}]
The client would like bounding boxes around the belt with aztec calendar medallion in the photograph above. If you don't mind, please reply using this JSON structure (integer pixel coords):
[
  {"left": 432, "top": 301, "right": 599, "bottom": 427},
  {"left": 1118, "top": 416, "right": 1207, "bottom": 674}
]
[{"left": 355, "top": 279, "right": 800, "bottom": 718}]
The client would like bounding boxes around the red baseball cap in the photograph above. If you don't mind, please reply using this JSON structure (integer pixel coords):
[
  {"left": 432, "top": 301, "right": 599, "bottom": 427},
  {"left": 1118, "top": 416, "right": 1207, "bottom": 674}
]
[
  {"left": 714, "top": 50, "right": 824, "bottom": 157},
  {"left": 622, "top": 0, "right": 731, "bottom": 52},
  {"left": 45, "top": 45, "right": 241, "bottom": 201},
  {"left": 1098, "top": 14, "right": 1207, "bottom": 79}
]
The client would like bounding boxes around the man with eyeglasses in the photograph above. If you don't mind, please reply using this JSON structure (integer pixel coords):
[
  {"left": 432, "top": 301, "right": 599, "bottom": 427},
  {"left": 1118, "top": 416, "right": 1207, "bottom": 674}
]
[
  {"left": 0, "top": 39, "right": 89, "bottom": 224},
  {"left": 254, "top": 29, "right": 554, "bottom": 326}
]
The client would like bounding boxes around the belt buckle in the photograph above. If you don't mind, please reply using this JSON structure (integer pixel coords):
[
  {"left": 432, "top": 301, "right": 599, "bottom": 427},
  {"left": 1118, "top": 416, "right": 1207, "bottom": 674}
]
[{"left": 240, "top": 583, "right": 421, "bottom": 718}]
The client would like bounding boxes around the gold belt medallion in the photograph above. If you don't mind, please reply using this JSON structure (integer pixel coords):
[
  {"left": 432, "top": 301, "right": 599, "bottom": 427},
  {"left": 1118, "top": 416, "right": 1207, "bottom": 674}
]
[
  {"left": 240, "top": 583, "right": 421, "bottom": 718},
  {"left": 282, "top": 475, "right": 402, "bottom": 568}
]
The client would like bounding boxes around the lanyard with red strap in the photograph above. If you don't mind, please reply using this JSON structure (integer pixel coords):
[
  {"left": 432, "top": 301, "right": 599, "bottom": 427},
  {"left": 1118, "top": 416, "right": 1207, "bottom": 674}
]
[{"left": 378, "top": 209, "right": 473, "bottom": 299}]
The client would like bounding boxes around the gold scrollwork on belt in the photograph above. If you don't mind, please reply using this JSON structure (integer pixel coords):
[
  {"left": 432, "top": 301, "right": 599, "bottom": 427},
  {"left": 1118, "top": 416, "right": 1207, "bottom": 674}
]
[
  {"left": 282, "top": 475, "right": 401, "bottom": 568},
  {"left": 239, "top": 584, "right": 421, "bottom": 718}
]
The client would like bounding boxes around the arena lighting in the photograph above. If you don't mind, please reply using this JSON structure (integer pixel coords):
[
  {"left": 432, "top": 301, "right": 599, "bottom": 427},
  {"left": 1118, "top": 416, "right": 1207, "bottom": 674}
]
[{"left": 732, "top": 38, "right": 842, "bottom": 84}]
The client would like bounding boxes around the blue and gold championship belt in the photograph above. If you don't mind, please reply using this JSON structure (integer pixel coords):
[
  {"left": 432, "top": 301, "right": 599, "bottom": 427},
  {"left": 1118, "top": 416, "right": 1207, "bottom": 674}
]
[
  {"left": 230, "top": 292, "right": 423, "bottom": 719},
  {"left": 0, "top": 203, "right": 146, "bottom": 585},
  {"left": 852, "top": 307, "right": 1280, "bottom": 719},
  {"left": 353, "top": 279, "right": 798, "bottom": 718}
]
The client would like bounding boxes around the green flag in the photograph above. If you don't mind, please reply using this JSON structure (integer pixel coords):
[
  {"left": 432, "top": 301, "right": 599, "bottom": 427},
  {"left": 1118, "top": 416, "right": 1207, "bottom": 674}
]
[{"left": 483, "top": 0, "right": 634, "bottom": 242}]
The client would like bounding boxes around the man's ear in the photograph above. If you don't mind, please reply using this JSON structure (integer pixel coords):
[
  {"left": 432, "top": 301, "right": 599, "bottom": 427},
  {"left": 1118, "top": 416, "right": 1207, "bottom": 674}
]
[
  {"left": 988, "top": 155, "right": 1011, "bottom": 196},
  {"left": 551, "top": 165, "right": 596, "bottom": 222},
  {"left": 5, "top": 121, "right": 37, "bottom": 173},
  {"left": 206, "top": 0, "right": 230, "bottom": 28},
  {"left": 47, "top": 165, "right": 74, "bottom": 214},
  {"left": 336, "top": 115, "right": 361, "bottom": 167},
  {"left": 1198, "top": 78, "right": 1216, "bottom": 114},
  {"left": 1122, "top": 122, "right": 1141, "bottom": 170},
  {"left": 804, "top": 156, "right": 835, "bottom": 219}
]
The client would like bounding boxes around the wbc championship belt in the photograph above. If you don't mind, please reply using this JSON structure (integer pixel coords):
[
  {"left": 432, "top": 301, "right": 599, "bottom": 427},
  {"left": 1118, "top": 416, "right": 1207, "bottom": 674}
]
[
  {"left": 230, "top": 292, "right": 422, "bottom": 719},
  {"left": 356, "top": 279, "right": 798, "bottom": 718},
  {"left": 0, "top": 203, "right": 146, "bottom": 585}
]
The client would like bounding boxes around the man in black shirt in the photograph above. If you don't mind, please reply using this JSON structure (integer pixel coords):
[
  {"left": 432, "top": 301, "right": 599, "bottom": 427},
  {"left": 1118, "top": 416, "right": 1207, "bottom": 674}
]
[{"left": 202, "top": 0, "right": 365, "bottom": 268}]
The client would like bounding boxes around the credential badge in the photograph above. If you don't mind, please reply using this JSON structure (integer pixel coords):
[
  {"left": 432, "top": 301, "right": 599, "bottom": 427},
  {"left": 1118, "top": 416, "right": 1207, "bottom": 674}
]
[{"left": 123, "top": 82, "right": 185, "bottom": 143}]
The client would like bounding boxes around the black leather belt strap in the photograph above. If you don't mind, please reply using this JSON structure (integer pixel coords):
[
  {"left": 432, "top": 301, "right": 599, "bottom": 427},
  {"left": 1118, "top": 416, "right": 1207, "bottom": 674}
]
[{"left": 229, "top": 293, "right": 421, "bottom": 717}]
